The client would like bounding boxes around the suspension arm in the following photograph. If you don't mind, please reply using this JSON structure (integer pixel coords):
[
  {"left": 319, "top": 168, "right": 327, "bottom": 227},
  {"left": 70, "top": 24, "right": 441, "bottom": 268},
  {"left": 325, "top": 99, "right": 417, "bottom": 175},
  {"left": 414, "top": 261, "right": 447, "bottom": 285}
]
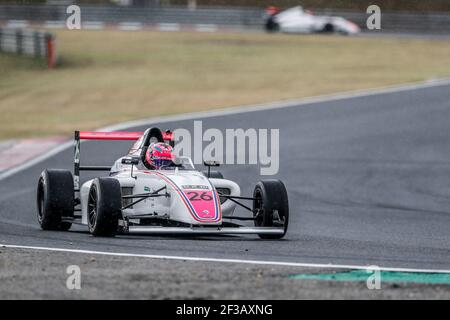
[
  {"left": 122, "top": 186, "right": 167, "bottom": 210},
  {"left": 218, "top": 192, "right": 254, "bottom": 213},
  {"left": 219, "top": 194, "right": 257, "bottom": 201}
]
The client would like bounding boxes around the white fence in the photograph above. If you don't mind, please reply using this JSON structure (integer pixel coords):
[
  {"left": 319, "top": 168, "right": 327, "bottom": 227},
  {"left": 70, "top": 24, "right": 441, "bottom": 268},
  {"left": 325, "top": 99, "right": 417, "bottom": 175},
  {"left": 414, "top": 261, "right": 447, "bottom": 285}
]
[{"left": 0, "top": 28, "right": 56, "bottom": 68}]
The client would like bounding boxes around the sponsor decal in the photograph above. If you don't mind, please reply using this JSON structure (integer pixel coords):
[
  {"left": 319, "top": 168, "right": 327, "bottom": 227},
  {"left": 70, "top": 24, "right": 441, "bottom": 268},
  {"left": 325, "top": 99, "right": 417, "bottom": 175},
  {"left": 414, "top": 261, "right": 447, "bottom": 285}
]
[
  {"left": 366, "top": 5, "right": 381, "bottom": 30},
  {"left": 182, "top": 185, "right": 209, "bottom": 190},
  {"left": 148, "top": 171, "right": 221, "bottom": 222},
  {"left": 66, "top": 265, "right": 81, "bottom": 290}
]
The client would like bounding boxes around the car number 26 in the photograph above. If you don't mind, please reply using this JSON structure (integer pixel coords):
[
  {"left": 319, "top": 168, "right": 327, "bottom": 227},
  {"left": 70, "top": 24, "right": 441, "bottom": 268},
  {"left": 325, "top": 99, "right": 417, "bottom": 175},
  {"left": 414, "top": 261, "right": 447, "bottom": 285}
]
[{"left": 186, "top": 191, "right": 213, "bottom": 201}]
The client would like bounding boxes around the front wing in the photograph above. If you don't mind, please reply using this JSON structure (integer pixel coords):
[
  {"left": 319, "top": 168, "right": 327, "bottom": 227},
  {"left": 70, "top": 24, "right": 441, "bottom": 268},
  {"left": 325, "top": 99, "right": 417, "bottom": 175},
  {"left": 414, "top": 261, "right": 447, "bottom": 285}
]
[{"left": 126, "top": 226, "right": 284, "bottom": 236}]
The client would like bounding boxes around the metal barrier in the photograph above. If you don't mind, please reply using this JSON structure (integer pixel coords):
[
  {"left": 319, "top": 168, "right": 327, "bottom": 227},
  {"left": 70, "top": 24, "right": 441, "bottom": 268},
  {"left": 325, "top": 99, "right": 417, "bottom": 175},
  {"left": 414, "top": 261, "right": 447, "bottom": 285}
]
[
  {"left": 0, "top": 28, "right": 56, "bottom": 68},
  {"left": 313, "top": 9, "right": 450, "bottom": 34},
  {"left": 0, "top": 4, "right": 449, "bottom": 34},
  {"left": 0, "top": 4, "right": 263, "bottom": 27}
]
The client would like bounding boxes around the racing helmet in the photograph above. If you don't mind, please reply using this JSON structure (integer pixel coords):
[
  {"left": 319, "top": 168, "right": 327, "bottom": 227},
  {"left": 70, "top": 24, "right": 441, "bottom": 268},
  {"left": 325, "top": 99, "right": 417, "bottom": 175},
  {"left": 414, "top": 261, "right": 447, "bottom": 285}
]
[
  {"left": 145, "top": 142, "right": 174, "bottom": 169},
  {"left": 265, "top": 6, "right": 280, "bottom": 15}
]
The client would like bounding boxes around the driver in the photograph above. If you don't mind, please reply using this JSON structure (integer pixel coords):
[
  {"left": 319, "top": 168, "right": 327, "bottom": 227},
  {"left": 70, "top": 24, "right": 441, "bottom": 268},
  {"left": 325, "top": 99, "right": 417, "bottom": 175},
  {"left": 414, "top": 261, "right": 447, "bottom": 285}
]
[{"left": 144, "top": 142, "right": 175, "bottom": 170}]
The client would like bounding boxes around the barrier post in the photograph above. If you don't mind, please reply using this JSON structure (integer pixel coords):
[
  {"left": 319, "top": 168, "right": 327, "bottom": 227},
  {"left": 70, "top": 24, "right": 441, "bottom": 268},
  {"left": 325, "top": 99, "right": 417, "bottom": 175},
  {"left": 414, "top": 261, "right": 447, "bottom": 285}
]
[
  {"left": 16, "top": 29, "right": 23, "bottom": 54},
  {"left": 45, "top": 33, "right": 56, "bottom": 68},
  {"left": 33, "top": 31, "right": 41, "bottom": 57}
]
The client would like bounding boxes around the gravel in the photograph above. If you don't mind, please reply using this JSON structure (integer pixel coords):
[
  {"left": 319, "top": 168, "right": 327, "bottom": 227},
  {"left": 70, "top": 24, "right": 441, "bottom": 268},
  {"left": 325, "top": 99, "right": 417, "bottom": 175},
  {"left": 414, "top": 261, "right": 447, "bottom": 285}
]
[{"left": 1, "top": 247, "right": 449, "bottom": 300}]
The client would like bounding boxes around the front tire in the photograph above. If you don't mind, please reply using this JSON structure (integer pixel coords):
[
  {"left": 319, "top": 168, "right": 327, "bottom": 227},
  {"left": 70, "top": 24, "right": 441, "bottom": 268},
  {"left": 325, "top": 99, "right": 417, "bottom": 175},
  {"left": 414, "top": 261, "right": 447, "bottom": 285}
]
[
  {"left": 253, "top": 180, "right": 289, "bottom": 239},
  {"left": 87, "top": 178, "right": 121, "bottom": 237},
  {"left": 322, "top": 23, "right": 334, "bottom": 33},
  {"left": 37, "top": 169, "right": 74, "bottom": 231}
]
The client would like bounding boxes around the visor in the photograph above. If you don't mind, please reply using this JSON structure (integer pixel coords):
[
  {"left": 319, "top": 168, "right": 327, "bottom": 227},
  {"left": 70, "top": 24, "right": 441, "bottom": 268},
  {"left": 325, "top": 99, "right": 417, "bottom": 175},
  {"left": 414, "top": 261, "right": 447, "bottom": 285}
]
[{"left": 153, "top": 158, "right": 173, "bottom": 168}]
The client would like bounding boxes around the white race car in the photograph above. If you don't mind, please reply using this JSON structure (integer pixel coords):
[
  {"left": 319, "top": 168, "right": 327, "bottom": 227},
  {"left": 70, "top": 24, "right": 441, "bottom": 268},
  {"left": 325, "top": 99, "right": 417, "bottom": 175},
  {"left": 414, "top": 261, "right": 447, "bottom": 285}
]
[
  {"left": 36, "top": 128, "right": 289, "bottom": 239},
  {"left": 265, "top": 6, "right": 360, "bottom": 35}
]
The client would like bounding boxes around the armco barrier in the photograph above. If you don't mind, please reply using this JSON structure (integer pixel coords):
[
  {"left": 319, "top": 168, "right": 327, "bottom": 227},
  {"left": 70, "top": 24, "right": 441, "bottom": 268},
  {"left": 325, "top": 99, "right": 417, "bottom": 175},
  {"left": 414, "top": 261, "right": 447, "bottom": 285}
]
[
  {"left": 0, "top": 4, "right": 449, "bottom": 34},
  {"left": 0, "top": 5, "right": 263, "bottom": 27},
  {"left": 0, "top": 28, "right": 56, "bottom": 68},
  {"left": 313, "top": 9, "right": 450, "bottom": 34}
]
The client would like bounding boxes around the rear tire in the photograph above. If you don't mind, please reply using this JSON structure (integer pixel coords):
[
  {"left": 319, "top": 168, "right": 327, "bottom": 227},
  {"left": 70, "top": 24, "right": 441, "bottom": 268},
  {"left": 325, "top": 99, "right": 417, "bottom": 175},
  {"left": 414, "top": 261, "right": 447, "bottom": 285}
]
[
  {"left": 37, "top": 169, "right": 74, "bottom": 231},
  {"left": 253, "top": 180, "right": 289, "bottom": 239},
  {"left": 265, "top": 17, "right": 280, "bottom": 32},
  {"left": 87, "top": 178, "right": 121, "bottom": 237},
  {"left": 323, "top": 23, "right": 334, "bottom": 33}
]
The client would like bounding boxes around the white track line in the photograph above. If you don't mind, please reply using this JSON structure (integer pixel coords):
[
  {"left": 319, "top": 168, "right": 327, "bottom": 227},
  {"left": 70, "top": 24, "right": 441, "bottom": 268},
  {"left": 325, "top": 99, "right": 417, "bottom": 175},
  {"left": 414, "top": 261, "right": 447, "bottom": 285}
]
[
  {"left": 1, "top": 77, "right": 450, "bottom": 182},
  {"left": 195, "top": 24, "right": 218, "bottom": 33},
  {"left": 6, "top": 20, "right": 29, "bottom": 28},
  {"left": 95, "top": 77, "right": 450, "bottom": 131},
  {"left": 157, "top": 23, "right": 181, "bottom": 32},
  {"left": 1, "top": 243, "right": 450, "bottom": 274},
  {"left": 83, "top": 21, "right": 105, "bottom": 30},
  {"left": 44, "top": 20, "right": 65, "bottom": 29},
  {"left": 118, "top": 22, "right": 143, "bottom": 31}
]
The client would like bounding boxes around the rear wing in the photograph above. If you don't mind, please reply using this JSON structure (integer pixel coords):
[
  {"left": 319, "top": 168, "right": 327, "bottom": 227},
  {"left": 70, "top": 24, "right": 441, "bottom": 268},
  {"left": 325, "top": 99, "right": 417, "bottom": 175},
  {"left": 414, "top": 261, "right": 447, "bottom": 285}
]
[{"left": 73, "top": 130, "right": 174, "bottom": 190}]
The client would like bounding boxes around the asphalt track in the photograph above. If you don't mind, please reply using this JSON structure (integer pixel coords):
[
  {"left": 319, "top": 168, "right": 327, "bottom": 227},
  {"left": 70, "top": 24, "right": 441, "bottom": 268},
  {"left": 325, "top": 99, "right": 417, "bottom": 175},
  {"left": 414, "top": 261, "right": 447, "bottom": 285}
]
[{"left": 1, "top": 81, "right": 450, "bottom": 272}]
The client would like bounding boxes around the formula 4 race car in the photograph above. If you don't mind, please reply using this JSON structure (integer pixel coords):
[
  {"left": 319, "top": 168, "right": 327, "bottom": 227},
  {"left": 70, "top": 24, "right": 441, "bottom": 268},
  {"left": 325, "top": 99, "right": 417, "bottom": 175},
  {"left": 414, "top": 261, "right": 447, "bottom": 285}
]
[
  {"left": 265, "top": 6, "right": 360, "bottom": 35},
  {"left": 36, "top": 128, "right": 289, "bottom": 239}
]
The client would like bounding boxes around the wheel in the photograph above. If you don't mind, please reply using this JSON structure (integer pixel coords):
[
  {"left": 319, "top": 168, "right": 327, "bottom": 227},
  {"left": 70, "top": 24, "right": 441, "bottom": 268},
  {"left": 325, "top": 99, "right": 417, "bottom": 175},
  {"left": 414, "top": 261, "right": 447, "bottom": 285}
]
[
  {"left": 253, "top": 180, "right": 289, "bottom": 239},
  {"left": 37, "top": 169, "right": 74, "bottom": 231},
  {"left": 203, "top": 171, "right": 224, "bottom": 179},
  {"left": 323, "top": 23, "right": 334, "bottom": 33},
  {"left": 87, "top": 178, "right": 121, "bottom": 237},
  {"left": 265, "top": 17, "right": 280, "bottom": 32}
]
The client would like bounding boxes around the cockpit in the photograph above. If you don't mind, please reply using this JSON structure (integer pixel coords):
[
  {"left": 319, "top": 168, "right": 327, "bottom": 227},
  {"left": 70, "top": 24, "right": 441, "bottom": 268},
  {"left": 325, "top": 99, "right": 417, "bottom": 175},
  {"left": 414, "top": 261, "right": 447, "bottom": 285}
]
[{"left": 126, "top": 127, "right": 195, "bottom": 171}]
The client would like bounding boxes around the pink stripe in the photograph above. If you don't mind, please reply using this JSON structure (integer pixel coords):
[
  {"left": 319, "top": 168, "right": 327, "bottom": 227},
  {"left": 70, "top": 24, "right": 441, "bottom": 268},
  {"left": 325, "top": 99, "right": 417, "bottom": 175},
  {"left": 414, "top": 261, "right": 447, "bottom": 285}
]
[{"left": 144, "top": 171, "right": 221, "bottom": 223}]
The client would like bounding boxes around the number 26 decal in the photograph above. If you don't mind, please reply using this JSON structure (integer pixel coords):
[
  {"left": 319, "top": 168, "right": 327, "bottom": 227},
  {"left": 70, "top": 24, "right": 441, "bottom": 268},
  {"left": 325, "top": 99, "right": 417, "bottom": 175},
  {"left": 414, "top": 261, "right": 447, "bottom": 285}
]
[{"left": 187, "top": 191, "right": 213, "bottom": 201}]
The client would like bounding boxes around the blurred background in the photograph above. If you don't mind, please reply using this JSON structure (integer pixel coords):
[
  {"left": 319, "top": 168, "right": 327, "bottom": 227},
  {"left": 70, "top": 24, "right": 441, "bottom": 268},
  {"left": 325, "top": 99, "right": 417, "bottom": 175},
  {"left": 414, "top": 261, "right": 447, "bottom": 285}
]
[
  {"left": 0, "top": 0, "right": 449, "bottom": 141},
  {"left": 1, "top": 0, "right": 450, "bottom": 11}
]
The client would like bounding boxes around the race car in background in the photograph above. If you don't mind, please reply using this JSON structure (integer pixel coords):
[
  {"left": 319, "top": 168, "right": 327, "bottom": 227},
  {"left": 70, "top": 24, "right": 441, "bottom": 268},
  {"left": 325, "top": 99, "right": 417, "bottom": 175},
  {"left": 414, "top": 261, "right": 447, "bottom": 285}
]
[
  {"left": 265, "top": 6, "right": 360, "bottom": 35},
  {"left": 36, "top": 128, "right": 289, "bottom": 239}
]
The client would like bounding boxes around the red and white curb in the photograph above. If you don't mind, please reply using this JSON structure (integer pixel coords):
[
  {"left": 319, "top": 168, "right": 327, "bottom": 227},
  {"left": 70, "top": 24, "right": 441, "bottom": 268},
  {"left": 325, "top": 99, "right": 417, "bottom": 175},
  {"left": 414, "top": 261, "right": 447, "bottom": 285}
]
[
  {"left": 0, "top": 20, "right": 248, "bottom": 33},
  {"left": 0, "top": 136, "right": 66, "bottom": 172}
]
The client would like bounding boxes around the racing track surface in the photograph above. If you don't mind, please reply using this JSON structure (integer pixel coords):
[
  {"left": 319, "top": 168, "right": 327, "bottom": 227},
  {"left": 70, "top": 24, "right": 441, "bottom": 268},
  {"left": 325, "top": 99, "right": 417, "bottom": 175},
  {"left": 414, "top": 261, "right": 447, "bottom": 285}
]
[{"left": 1, "top": 82, "right": 450, "bottom": 271}]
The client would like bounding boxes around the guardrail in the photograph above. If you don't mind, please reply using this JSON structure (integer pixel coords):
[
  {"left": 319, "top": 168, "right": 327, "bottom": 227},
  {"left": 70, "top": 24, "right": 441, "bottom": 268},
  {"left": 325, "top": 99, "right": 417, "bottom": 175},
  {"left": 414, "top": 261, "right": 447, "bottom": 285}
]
[
  {"left": 0, "top": 28, "right": 56, "bottom": 68},
  {"left": 0, "top": 4, "right": 449, "bottom": 34},
  {"left": 0, "top": 4, "right": 263, "bottom": 27},
  {"left": 313, "top": 9, "right": 450, "bottom": 34}
]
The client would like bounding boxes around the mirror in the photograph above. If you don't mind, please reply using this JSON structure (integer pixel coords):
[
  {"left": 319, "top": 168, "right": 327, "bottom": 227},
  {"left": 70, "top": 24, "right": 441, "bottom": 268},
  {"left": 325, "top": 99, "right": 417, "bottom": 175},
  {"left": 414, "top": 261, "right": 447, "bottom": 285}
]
[
  {"left": 121, "top": 156, "right": 140, "bottom": 165},
  {"left": 203, "top": 160, "right": 220, "bottom": 167}
]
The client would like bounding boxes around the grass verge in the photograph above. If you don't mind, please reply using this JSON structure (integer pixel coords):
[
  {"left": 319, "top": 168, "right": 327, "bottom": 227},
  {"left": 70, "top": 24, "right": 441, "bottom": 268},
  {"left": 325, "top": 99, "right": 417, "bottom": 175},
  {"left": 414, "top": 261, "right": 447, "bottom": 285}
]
[{"left": 1, "top": 30, "right": 450, "bottom": 140}]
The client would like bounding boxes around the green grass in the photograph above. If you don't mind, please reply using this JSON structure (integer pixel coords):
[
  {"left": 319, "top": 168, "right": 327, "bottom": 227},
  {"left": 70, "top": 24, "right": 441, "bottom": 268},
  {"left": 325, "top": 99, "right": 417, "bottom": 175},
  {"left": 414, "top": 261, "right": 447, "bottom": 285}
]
[
  {"left": 290, "top": 270, "right": 450, "bottom": 285},
  {"left": 1, "top": 30, "right": 450, "bottom": 140}
]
